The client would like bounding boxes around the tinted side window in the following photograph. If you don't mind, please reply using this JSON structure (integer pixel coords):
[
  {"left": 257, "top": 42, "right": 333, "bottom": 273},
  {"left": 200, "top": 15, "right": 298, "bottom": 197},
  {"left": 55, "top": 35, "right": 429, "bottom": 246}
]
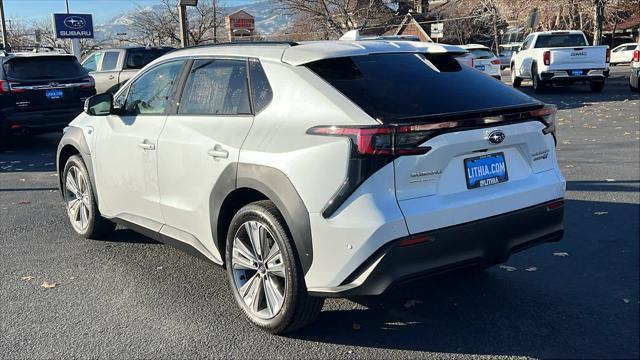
[
  {"left": 125, "top": 60, "right": 183, "bottom": 115},
  {"left": 179, "top": 59, "right": 251, "bottom": 115},
  {"left": 249, "top": 58, "right": 272, "bottom": 113},
  {"left": 125, "top": 48, "right": 173, "bottom": 70},
  {"left": 82, "top": 52, "right": 101, "bottom": 72},
  {"left": 101, "top": 51, "right": 119, "bottom": 71}
]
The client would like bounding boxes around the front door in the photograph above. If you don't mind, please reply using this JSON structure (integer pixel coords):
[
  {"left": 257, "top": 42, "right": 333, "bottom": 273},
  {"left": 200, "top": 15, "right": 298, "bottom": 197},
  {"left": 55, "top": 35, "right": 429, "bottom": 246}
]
[
  {"left": 157, "top": 58, "right": 256, "bottom": 261},
  {"left": 94, "top": 60, "right": 185, "bottom": 231}
]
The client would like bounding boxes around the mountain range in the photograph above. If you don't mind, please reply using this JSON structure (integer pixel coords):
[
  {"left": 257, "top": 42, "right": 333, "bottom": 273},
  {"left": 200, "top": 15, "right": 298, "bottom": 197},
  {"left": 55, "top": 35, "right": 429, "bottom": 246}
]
[{"left": 96, "top": 1, "right": 294, "bottom": 41}]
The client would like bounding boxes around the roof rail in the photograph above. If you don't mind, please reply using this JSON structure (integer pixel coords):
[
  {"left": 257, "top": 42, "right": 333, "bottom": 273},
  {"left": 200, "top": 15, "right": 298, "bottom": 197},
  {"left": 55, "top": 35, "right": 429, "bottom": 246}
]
[{"left": 180, "top": 41, "right": 299, "bottom": 50}]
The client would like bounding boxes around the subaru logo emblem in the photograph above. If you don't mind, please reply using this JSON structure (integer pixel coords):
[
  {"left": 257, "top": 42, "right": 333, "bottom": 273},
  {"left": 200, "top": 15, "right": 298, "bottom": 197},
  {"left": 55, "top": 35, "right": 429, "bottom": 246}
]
[
  {"left": 49, "top": 82, "right": 59, "bottom": 88},
  {"left": 488, "top": 130, "right": 505, "bottom": 145},
  {"left": 64, "top": 16, "right": 86, "bottom": 29}
]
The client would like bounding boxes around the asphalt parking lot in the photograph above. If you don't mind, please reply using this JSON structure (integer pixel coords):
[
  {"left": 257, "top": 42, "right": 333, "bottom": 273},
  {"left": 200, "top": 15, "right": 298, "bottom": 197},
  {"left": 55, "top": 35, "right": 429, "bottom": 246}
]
[{"left": 1, "top": 66, "right": 638, "bottom": 359}]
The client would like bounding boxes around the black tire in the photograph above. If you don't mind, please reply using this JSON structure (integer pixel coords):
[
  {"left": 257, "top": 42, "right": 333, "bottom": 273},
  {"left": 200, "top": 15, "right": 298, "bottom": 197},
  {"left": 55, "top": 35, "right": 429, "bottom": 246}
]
[
  {"left": 532, "top": 65, "right": 546, "bottom": 93},
  {"left": 62, "top": 155, "right": 115, "bottom": 239},
  {"left": 225, "top": 200, "right": 324, "bottom": 334},
  {"left": 590, "top": 81, "right": 605, "bottom": 92},
  {"left": 510, "top": 64, "right": 522, "bottom": 88}
]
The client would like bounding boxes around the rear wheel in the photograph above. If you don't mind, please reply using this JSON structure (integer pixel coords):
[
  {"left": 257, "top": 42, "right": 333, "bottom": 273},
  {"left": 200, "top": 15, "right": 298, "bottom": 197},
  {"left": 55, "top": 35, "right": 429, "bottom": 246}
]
[
  {"left": 590, "top": 81, "right": 605, "bottom": 92},
  {"left": 532, "top": 65, "right": 546, "bottom": 93},
  {"left": 510, "top": 64, "right": 522, "bottom": 88},
  {"left": 225, "top": 200, "right": 324, "bottom": 334},
  {"left": 62, "top": 155, "right": 115, "bottom": 238}
]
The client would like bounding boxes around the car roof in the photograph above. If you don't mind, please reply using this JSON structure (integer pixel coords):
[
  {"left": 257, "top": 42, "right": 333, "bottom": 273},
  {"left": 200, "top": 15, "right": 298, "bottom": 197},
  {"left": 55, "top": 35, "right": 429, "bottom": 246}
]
[
  {"left": 2, "top": 52, "right": 76, "bottom": 59},
  {"left": 460, "top": 44, "right": 492, "bottom": 51},
  {"left": 163, "top": 40, "right": 467, "bottom": 67},
  {"left": 531, "top": 30, "right": 586, "bottom": 36}
]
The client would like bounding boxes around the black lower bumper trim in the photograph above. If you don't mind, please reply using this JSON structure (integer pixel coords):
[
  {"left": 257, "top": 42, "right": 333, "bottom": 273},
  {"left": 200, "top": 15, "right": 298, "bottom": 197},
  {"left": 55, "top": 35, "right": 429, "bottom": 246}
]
[{"left": 312, "top": 200, "right": 565, "bottom": 297}]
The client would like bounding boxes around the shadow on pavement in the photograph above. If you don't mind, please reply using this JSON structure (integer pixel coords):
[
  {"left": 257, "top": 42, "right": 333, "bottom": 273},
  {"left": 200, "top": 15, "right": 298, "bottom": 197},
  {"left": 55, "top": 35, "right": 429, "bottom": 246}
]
[
  {"left": 289, "top": 199, "right": 639, "bottom": 358},
  {"left": 0, "top": 133, "right": 61, "bottom": 173},
  {"left": 97, "top": 228, "right": 161, "bottom": 245},
  {"left": 567, "top": 180, "right": 640, "bottom": 192}
]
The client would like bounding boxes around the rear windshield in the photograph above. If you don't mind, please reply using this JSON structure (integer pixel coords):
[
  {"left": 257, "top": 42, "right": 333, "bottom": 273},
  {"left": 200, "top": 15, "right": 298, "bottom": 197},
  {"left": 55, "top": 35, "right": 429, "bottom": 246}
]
[
  {"left": 534, "top": 34, "right": 587, "bottom": 48},
  {"left": 4, "top": 56, "right": 87, "bottom": 80},
  {"left": 125, "top": 48, "right": 173, "bottom": 69},
  {"left": 469, "top": 49, "right": 495, "bottom": 59},
  {"left": 306, "top": 53, "right": 537, "bottom": 123}
]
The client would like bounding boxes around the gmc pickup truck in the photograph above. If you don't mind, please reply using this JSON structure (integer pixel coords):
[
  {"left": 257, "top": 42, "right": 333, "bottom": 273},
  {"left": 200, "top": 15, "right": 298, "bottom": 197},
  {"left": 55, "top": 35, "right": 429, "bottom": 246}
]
[
  {"left": 511, "top": 30, "right": 609, "bottom": 93},
  {"left": 81, "top": 46, "right": 173, "bottom": 94}
]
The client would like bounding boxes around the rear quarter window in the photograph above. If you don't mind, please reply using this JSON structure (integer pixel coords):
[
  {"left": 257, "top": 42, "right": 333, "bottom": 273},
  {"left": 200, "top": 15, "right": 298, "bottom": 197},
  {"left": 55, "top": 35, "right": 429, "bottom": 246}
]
[
  {"left": 306, "top": 53, "right": 537, "bottom": 123},
  {"left": 4, "top": 56, "right": 87, "bottom": 80}
]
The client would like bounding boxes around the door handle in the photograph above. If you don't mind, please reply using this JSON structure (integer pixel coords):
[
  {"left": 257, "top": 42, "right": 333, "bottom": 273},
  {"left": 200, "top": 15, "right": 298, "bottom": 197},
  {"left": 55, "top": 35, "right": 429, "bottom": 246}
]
[
  {"left": 108, "top": 75, "right": 115, "bottom": 80},
  {"left": 138, "top": 140, "right": 156, "bottom": 151},
  {"left": 208, "top": 144, "right": 229, "bottom": 159}
]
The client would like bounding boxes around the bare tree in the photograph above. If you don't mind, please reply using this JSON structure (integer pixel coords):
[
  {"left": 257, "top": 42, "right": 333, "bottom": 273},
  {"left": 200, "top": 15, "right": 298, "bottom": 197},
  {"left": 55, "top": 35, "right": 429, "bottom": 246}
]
[
  {"left": 128, "top": 0, "right": 226, "bottom": 46},
  {"left": 276, "top": 0, "right": 395, "bottom": 38}
]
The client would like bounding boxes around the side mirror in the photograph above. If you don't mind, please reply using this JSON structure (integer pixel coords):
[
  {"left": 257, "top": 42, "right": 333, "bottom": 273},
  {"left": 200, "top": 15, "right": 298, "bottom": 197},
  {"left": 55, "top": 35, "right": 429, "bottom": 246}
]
[{"left": 84, "top": 93, "right": 113, "bottom": 116}]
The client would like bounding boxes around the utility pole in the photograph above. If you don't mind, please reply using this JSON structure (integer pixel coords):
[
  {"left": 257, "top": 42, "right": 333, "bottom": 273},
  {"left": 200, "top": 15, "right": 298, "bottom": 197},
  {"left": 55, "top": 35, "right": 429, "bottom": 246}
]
[
  {"left": 178, "top": 4, "right": 188, "bottom": 47},
  {"left": 65, "top": 0, "right": 82, "bottom": 60},
  {"left": 0, "top": 0, "right": 9, "bottom": 49}
]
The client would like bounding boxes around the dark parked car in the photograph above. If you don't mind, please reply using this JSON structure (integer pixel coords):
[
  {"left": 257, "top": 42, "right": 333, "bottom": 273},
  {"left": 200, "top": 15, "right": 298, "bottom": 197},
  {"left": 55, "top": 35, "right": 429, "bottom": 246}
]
[{"left": 0, "top": 52, "right": 95, "bottom": 145}]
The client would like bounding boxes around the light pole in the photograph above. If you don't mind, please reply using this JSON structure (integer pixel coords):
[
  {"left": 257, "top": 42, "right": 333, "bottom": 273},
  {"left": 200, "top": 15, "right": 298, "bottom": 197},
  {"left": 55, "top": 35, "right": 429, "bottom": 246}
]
[
  {"left": 178, "top": 0, "right": 198, "bottom": 48},
  {"left": 0, "top": 0, "right": 9, "bottom": 49},
  {"left": 65, "top": 0, "right": 81, "bottom": 60}
]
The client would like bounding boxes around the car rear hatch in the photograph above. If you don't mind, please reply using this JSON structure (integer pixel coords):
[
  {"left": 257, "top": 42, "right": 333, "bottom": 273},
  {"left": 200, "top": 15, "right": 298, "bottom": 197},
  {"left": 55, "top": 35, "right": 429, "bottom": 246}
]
[
  {"left": 2, "top": 55, "right": 94, "bottom": 112},
  {"left": 306, "top": 52, "right": 562, "bottom": 231}
]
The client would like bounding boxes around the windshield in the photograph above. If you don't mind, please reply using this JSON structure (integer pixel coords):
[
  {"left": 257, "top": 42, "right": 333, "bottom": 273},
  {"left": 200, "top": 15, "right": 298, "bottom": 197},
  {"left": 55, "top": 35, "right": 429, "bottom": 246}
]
[
  {"left": 306, "top": 53, "right": 538, "bottom": 123},
  {"left": 4, "top": 56, "right": 87, "bottom": 80},
  {"left": 535, "top": 34, "right": 587, "bottom": 48}
]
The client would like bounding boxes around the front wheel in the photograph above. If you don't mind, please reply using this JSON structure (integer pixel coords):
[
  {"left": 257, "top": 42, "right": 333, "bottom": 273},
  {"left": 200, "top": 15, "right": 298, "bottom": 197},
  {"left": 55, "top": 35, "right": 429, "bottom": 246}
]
[
  {"left": 590, "top": 81, "right": 605, "bottom": 92},
  {"left": 225, "top": 200, "right": 324, "bottom": 334},
  {"left": 62, "top": 155, "right": 115, "bottom": 238}
]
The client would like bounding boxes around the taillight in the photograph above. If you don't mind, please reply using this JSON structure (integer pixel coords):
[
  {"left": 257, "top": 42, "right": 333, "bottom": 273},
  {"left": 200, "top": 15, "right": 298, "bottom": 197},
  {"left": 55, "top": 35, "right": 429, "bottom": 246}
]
[
  {"left": 80, "top": 76, "right": 95, "bottom": 88},
  {"left": 307, "top": 125, "right": 439, "bottom": 157},
  {"left": 0, "top": 80, "right": 26, "bottom": 93},
  {"left": 0, "top": 80, "right": 10, "bottom": 94},
  {"left": 491, "top": 59, "right": 501, "bottom": 65},
  {"left": 633, "top": 50, "right": 640, "bottom": 63},
  {"left": 606, "top": 48, "right": 611, "bottom": 63},
  {"left": 543, "top": 51, "right": 551, "bottom": 65},
  {"left": 531, "top": 104, "right": 558, "bottom": 143}
]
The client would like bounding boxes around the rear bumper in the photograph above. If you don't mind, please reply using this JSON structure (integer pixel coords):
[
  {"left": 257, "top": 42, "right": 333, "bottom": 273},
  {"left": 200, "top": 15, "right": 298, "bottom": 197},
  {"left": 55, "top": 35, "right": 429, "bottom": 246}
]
[
  {"left": 309, "top": 199, "right": 564, "bottom": 297},
  {"left": 0, "top": 107, "right": 82, "bottom": 135},
  {"left": 540, "top": 69, "right": 608, "bottom": 82}
]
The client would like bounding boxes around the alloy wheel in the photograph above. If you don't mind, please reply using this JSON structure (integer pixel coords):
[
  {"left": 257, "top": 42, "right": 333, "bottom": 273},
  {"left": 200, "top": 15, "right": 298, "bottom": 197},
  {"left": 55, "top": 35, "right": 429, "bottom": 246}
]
[
  {"left": 231, "top": 220, "right": 286, "bottom": 320},
  {"left": 64, "top": 165, "right": 91, "bottom": 232}
]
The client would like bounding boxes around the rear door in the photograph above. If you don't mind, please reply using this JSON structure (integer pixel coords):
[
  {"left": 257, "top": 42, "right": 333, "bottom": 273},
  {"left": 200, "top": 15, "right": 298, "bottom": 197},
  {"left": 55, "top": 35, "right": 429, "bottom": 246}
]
[
  {"left": 157, "top": 57, "right": 257, "bottom": 261},
  {"left": 91, "top": 50, "right": 123, "bottom": 93},
  {"left": 3, "top": 55, "right": 94, "bottom": 113}
]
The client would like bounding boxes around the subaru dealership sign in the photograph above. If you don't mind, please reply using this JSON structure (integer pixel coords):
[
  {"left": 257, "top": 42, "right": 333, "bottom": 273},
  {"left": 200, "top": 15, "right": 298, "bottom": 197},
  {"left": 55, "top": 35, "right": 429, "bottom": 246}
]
[{"left": 52, "top": 13, "right": 94, "bottom": 39}]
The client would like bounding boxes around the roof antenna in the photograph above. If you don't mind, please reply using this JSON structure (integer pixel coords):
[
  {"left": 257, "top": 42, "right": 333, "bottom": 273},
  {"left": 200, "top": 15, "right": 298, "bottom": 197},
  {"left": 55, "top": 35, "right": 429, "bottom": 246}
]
[{"left": 339, "top": 30, "right": 361, "bottom": 41}]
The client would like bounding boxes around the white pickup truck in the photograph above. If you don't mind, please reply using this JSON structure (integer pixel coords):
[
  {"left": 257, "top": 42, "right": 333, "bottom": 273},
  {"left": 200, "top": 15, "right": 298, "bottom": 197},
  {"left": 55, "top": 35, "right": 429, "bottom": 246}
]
[{"left": 511, "top": 30, "right": 610, "bottom": 93}]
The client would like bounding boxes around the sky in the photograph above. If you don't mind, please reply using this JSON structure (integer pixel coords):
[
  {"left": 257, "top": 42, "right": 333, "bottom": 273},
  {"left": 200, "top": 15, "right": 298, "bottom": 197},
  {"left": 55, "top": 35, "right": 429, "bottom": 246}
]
[{"left": 4, "top": 0, "right": 258, "bottom": 25}]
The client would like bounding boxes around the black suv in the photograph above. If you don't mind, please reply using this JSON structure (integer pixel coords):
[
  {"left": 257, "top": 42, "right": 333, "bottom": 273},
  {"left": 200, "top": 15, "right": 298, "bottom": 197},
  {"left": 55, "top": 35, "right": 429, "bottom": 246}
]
[{"left": 0, "top": 52, "right": 96, "bottom": 144}]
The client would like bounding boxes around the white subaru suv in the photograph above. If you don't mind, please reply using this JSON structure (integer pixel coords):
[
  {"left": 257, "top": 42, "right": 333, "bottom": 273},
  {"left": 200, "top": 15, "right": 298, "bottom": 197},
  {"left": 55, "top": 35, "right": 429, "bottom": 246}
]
[{"left": 57, "top": 40, "right": 566, "bottom": 333}]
